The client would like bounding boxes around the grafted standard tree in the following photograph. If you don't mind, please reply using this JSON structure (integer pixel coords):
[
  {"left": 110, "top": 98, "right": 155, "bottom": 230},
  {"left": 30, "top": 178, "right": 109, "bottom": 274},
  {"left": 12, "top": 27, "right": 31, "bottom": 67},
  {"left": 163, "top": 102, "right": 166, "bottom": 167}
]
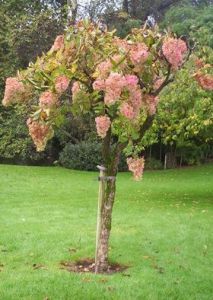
[{"left": 3, "top": 21, "right": 205, "bottom": 273}]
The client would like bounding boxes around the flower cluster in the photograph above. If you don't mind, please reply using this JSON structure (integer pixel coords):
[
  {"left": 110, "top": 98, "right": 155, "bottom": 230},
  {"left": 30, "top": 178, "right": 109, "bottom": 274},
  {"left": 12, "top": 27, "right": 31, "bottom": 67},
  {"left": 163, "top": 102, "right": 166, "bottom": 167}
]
[
  {"left": 162, "top": 38, "right": 187, "bottom": 69},
  {"left": 104, "top": 73, "right": 126, "bottom": 105},
  {"left": 127, "top": 157, "right": 145, "bottom": 181},
  {"left": 144, "top": 95, "right": 159, "bottom": 115},
  {"left": 27, "top": 118, "right": 53, "bottom": 152},
  {"left": 72, "top": 81, "right": 81, "bottom": 97},
  {"left": 120, "top": 103, "right": 135, "bottom": 119},
  {"left": 96, "top": 60, "right": 112, "bottom": 79},
  {"left": 114, "top": 38, "right": 149, "bottom": 66},
  {"left": 194, "top": 73, "right": 213, "bottom": 91},
  {"left": 153, "top": 78, "right": 164, "bottom": 91},
  {"left": 39, "top": 91, "right": 57, "bottom": 109},
  {"left": 51, "top": 35, "right": 64, "bottom": 52},
  {"left": 93, "top": 73, "right": 142, "bottom": 118},
  {"left": 95, "top": 115, "right": 111, "bottom": 138},
  {"left": 55, "top": 75, "right": 70, "bottom": 94},
  {"left": 129, "top": 43, "right": 149, "bottom": 65},
  {"left": 2, "top": 77, "right": 26, "bottom": 106}
]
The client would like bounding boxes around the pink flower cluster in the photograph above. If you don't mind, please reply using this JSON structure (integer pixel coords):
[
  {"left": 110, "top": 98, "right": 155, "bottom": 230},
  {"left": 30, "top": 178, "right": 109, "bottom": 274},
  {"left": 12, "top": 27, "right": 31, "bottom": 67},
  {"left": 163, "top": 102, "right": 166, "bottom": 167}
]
[
  {"left": 51, "top": 35, "right": 64, "bottom": 52},
  {"left": 162, "top": 38, "right": 187, "bottom": 69},
  {"left": 93, "top": 79, "right": 105, "bottom": 91},
  {"left": 2, "top": 77, "right": 25, "bottom": 106},
  {"left": 93, "top": 73, "right": 142, "bottom": 118},
  {"left": 96, "top": 60, "right": 112, "bottom": 79},
  {"left": 113, "top": 37, "right": 129, "bottom": 52},
  {"left": 27, "top": 118, "right": 53, "bottom": 152},
  {"left": 129, "top": 43, "right": 149, "bottom": 65},
  {"left": 194, "top": 73, "right": 213, "bottom": 91},
  {"left": 95, "top": 115, "right": 111, "bottom": 138},
  {"left": 114, "top": 38, "right": 149, "bottom": 65},
  {"left": 127, "top": 157, "right": 145, "bottom": 181},
  {"left": 72, "top": 81, "right": 81, "bottom": 97},
  {"left": 39, "top": 91, "right": 57, "bottom": 109},
  {"left": 104, "top": 73, "right": 126, "bottom": 105},
  {"left": 153, "top": 78, "right": 164, "bottom": 90},
  {"left": 144, "top": 95, "right": 159, "bottom": 115},
  {"left": 120, "top": 103, "right": 135, "bottom": 119},
  {"left": 55, "top": 75, "right": 70, "bottom": 94}
]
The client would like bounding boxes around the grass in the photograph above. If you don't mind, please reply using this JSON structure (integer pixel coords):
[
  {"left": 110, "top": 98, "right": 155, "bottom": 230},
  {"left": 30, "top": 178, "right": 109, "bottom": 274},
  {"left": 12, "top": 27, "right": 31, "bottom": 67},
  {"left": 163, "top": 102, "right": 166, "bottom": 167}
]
[{"left": 0, "top": 164, "right": 212, "bottom": 300}]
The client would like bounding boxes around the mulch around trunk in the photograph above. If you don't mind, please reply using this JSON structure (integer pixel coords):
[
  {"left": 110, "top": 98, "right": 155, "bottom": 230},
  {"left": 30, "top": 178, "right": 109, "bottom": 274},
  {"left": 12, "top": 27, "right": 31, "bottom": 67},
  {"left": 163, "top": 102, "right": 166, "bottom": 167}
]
[{"left": 60, "top": 258, "right": 128, "bottom": 274}]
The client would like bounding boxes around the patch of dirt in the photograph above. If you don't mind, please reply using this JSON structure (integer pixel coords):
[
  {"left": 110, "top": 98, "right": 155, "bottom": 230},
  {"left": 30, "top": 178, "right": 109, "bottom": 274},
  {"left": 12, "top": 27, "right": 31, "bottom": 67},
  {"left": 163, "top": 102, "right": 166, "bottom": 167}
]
[{"left": 60, "top": 258, "right": 128, "bottom": 274}]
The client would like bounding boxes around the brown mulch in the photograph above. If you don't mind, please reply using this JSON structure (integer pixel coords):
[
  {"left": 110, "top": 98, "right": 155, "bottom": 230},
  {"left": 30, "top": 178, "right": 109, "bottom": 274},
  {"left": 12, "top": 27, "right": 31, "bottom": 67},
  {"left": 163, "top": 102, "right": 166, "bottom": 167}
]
[{"left": 60, "top": 258, "right": 128, "bottom": 274}]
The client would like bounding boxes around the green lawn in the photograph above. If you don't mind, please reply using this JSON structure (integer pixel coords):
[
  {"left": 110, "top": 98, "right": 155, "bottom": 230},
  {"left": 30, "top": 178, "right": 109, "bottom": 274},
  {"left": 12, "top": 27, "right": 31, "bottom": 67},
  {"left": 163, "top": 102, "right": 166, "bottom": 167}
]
[{"left": 0, "top": 164, "right": 212, "bottom": 300}]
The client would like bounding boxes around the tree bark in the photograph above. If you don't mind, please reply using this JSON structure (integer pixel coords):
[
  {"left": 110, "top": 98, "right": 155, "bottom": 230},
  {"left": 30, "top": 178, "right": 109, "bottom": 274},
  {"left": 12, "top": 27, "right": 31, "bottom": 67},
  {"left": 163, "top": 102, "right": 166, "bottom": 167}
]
[
  {"left": 95, "top": 136, "right": 123, "bottom": 273},
  {"left": 95, "top": 174, "right": 117, "bottom": 273}
]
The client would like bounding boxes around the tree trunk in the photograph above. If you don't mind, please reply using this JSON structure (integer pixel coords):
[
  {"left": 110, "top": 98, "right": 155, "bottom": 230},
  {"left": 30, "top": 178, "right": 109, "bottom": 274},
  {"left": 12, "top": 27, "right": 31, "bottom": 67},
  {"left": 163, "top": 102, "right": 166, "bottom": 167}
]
[
  {"left": 95, "top": 173, "right": 116, "bottom": 273},
  {"left": 95, "top": 137, "right": 122, "bottom": 273}
]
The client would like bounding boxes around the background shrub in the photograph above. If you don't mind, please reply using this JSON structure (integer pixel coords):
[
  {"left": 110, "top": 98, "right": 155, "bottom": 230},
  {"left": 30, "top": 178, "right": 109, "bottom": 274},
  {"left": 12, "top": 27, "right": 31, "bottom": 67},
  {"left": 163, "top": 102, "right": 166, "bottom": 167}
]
[{"left": 59, "top": 141, "right": 128, "bottom": 171}]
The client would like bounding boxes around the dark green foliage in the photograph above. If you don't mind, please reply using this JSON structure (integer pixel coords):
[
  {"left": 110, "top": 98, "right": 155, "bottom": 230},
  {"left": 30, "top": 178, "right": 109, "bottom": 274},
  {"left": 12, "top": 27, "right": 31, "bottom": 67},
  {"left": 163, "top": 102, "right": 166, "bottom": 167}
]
[
  {"left": 145, "top": 157, "right": 163, "bottom": 170},
  {"left": 59, "top": 141, "right": 102, "bottom": 171},
  {"left": 10, "top": 9, "right": 65, "bottom": 68},
  {"left": 0, "top": 104, "right": 56, "bottom": 164},
  {"left": 115, "top": 18, "right": 141, "bottom": 38},
  {"left": 59, "top": 141, "right": 128, "bottom": 171},
  {"left": 176, "top": 142, "right": 213, "bottom": 166},
  {"left": 162, "top": 4, "right": 213, "bottom": 48}
]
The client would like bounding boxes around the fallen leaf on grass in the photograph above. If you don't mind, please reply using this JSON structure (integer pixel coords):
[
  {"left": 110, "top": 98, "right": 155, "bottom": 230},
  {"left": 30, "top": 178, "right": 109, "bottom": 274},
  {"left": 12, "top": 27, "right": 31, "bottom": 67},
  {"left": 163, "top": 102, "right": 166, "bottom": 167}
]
[
  {"left": 0, "top": 263, "right": 4, "bottom": 271},
  {"left": 68, "top": 248, "right": 77, "bottom": 253},
  {"left": 99, "top": 278, "right": 108, "bottom": 283},
  {"left": 122, "top": 273, "right": 131, "bottom": 277},
  {"left": 152, "top": 263, "right": 165, "bottom": 274},
  {"left": 32, "top": 263, "right": 47, "bottom": 270},
  {"left": 107, "top": 287, "right": 115, "bottom": 292}
]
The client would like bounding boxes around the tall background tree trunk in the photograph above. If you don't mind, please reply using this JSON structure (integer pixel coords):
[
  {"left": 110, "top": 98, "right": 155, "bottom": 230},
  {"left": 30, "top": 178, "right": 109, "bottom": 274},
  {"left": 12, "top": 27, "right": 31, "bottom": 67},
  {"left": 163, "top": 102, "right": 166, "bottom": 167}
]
[{"left": 67, "top": 0, "right": 78, "bottom": 25}]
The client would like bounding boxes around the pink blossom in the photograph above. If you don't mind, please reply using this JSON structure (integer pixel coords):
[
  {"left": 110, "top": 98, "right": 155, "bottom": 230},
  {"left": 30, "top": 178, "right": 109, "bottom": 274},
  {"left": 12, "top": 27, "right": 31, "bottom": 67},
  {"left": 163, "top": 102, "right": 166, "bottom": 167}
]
[
  {"left": 127, "top": 157, "right": 145, "bottom": 181},
  {"left": 194, "top": 73, "right": 213, "bottom": 91},
  {"left": 129, "top": 43, "right": 149, "bottom": 65},
  {"left": 39, "top": 91, "right": 57, "bottom": 108},
  {"left": 27, "top": 118, "right": 53, "bottom": 152},
  {"left": 144, "top": 95, "right": 159, "bottom": 115},
  {"left": 113, "top": 38, "right": 130, "bottom": 52},
  {"left": 51, "top": 35, "right": 64, "bottom": 51},
  {"left": 95, "top": 115, "right": 111, "bottom": 138},
  {"left": 2, "top": 77, "right": 25, "bottom": 106},
  {"left": 96, "top": 60, "right": 112, "bottom": 79},
  {"left": 162, "top": 38, "right": 187, "bottom": 69},
  {"left": 125, "top": 75, "right": 139, "bottom": 87},
  {"left": 72, "top": 81, "right": 80, "bottom": 96},
  {"left": 93, "top": 79, "right": 105, "bottom": 91},
  {"left": 120, "top": 103, "right": 135, "bottom": 119},
  {"left": 104, "top": 73, "right": 126, "bottom": 105},
  {"left": 129, "top": 88, "right": 142, "bottom": 114},
  {"left": 55, "top": 75, "right": 70, "bottom": 94},
  {"left": 153, "top": 78, "right": 164, "bottom": 90}
]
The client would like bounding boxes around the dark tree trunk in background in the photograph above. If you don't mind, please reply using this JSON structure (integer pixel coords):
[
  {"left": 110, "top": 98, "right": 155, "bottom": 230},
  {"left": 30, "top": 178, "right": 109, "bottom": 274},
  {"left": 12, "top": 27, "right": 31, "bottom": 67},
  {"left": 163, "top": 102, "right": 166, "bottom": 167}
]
[
  {"left": 122, "top": 0, "right": 129, "bottom": 13},
  {"left": 67, "top": 0, "right": 78, "bottom": 25}
]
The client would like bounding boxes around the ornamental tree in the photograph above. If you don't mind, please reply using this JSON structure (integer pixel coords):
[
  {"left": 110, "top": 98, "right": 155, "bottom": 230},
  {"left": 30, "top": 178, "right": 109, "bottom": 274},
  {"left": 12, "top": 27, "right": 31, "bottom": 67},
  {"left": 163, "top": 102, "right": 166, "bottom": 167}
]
[{"left": 2, "top": 20, "right": 195, "bottom": 273}]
